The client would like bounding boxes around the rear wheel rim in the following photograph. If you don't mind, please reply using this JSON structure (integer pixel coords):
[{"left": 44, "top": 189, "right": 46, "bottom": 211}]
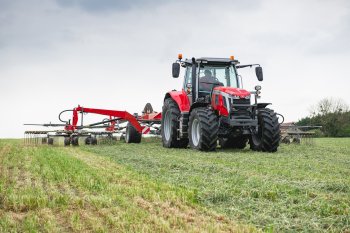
[
  {"left": 191, "top": 119, "right": 200, "bottom": 146},
  {"left": 164, "top": 110, "right": 171, "bottom": 141}
]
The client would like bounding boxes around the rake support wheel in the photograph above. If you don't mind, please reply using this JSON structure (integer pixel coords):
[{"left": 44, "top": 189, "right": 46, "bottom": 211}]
[
  {"left": 85, "top": 137, "right": 92, "bottom": 145},
  {"left": 91, "top": 137, "right": 97, "bottom": 145},
  {"left": 64, "top": 137, "right": 71, "bottom": 146},
  {"left": 125, "top": 123, "right": 141, "bottom": 143},
  {"left": 48, "top": 138, "right": 54, "bottom": 145},
  {"left": 72, "top": 136, "right": 79, "bottom": 146}
]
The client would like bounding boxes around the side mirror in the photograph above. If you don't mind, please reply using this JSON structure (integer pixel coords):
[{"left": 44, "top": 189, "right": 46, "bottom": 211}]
[
  {"left": 255, "top": 66, "right": 263, "bottom": 81},
  {"left": 172, "top": 63, "right": 180, "bottom": 78}
]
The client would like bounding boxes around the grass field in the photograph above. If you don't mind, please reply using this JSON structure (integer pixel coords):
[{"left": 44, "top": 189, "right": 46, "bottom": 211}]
[{"left": 0, "top": 138, "right": 349, "bottom": 232}]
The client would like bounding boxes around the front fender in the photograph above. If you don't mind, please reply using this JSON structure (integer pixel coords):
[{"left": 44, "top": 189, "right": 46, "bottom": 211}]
[
  {"left": 164, "top": 90, "right": 190, "bottom": 113},
  {"left": 257, "top": 103, "right": 271, "bottom": 109}
]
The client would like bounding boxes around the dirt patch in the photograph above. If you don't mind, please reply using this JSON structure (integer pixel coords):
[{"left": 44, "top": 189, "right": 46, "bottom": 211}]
[
  {"left": 134, "top": 197, "right": 238, "bottom": 232},
  {"left": 8, "top": 211, "right": 27, "bottom": 221}
]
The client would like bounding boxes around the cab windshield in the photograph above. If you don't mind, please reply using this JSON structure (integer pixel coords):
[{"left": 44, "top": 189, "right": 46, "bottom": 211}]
[{"left": 198, "top": 65, "right": 239, "bottom": 94}]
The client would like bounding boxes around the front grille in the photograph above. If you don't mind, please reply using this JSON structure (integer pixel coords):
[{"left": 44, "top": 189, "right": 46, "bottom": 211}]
[
  {"left": 229, "top": 98, "right": 250, "bottom": 110},
  {"left": 231, "top": 109, "right": 251, "bottom": 118}
]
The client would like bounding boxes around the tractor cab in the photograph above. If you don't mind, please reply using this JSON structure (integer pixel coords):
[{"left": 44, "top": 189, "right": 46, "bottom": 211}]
[
  {"left": 182, "top": 58, "right": 240, "bottom": 101},
  {"left": 172, "top": 56, "right": 262, "bottom": 106}
]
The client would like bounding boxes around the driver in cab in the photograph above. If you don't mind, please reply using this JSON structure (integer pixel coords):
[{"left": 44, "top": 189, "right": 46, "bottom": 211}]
[{"left": 199, "top": 70, "right": 223, "bottom": 93}]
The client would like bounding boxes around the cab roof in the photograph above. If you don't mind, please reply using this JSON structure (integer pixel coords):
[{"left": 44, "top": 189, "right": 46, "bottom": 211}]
[{"left": 182, "top": 57, "right": 240, "bottom": 66}]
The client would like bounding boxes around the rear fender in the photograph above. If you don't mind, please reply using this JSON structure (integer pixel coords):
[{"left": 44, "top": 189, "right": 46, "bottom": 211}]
[{"left": 164, "top": 90, "right": 190, "bottom": 113}]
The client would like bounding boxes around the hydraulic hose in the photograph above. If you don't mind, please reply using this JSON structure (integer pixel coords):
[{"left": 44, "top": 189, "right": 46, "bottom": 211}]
[
  {"left": 276, "top": 113, "right": 285, "bottom": 125},
  {"left": 58, "top": 109, "right": 74, "bottom": 124}
]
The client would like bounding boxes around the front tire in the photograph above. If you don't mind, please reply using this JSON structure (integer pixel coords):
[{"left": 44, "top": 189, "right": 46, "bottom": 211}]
[
  {"left": 161, "top": 98, "right": 188, "bottom": 148},
  {"left": 125, "top": 123, "right": 141, "bottom": 143},
  {"left": 188, "top": 107, "right": 218, "bottom": 151},
  {"left": 250, "top": 108, "right": 280, "bottom": 152}
]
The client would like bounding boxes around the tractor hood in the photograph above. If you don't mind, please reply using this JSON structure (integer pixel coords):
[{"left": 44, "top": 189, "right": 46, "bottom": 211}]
[{"left": 213, "top": 86, "right": 251, "bottom": 98}]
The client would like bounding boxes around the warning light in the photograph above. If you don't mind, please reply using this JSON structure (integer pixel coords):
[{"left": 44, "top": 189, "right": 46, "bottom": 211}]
[
  {"left": 230, "top": 55, "right": 235, "bottom": 60},
  {"left": 178, "top": 54, "right": 183, "bottom": 60}
]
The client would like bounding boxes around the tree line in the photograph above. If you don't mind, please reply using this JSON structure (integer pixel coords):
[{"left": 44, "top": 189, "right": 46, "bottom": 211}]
[{"left": 296, "top": 98, "right": 350, "bottom": 137}]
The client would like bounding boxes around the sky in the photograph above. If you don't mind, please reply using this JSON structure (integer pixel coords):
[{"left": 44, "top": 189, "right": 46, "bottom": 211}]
[{"left": 0, "top": 0, "right": 349, "bottom": 138}]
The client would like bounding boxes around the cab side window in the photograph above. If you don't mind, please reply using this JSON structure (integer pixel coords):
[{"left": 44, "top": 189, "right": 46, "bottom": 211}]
[{"left": 183, "top": 66, "right": 192, "bottom": 90}]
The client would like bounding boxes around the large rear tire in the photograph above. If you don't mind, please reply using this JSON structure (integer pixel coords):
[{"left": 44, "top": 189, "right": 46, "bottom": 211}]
[
  {"left": 125, "top": 123, "right": 141, "bottom": 143},
  {"left": 161, "top": 98, "right": 188, "bottom": 148},
  {"left": 249, "top": 108, "right": 280, "bottom": 152},
  {"left": 219, "top": 136, "right": 247, "bottom": 149},
  {"left": 188, "top": 107, "right": 218, "bottom": 151}
]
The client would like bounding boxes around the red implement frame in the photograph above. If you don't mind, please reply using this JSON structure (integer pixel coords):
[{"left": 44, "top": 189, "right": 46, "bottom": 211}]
[{"left": 64, "top": 105, "right": 161, "bottom": 133}]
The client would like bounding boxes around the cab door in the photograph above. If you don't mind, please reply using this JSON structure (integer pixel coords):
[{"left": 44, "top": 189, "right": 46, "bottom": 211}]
[{"left": 183, "top": 66, "right": 193, "bottom": 105}]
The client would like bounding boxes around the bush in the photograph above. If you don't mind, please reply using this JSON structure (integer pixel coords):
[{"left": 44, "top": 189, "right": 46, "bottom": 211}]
[{"left": 296, "top": 98, "right": 350, "bottom": 137}]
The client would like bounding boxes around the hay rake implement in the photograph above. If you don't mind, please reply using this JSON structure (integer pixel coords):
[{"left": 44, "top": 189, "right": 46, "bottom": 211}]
[
  {"left": 280, "top": 123, "right": 321, "bottom": 145},
  {"left": 24, "top": 103, "right": 161, "bottom": 146}
]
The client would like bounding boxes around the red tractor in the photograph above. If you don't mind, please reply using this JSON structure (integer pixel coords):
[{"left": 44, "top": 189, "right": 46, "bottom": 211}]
[{"left": 161, "top": 55, "right": 280, "bottom": 152}]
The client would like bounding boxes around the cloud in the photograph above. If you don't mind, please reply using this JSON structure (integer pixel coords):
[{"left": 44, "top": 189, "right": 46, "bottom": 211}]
[
  {"left": 54, "top": 0, "right": 262, "bottom": 13},
  {"left": 55, "top": 0, "right": 161, "bottom": 12}
]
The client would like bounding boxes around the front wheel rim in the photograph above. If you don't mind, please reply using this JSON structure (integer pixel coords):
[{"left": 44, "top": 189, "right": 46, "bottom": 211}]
[{"left": 191, "top": 119, "right": 200, "bottom": 146}]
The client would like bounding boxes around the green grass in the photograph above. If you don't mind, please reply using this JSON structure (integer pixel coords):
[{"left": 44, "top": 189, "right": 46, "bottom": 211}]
[
  {"left": 0, "top": 139, "right": 252, "bottom": 232},
  {"left": 0, "top": 138, "right": 349, "bottom": 232},
  {"left": 81, "top": 138, "right": 350, "bottom": 232}
]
